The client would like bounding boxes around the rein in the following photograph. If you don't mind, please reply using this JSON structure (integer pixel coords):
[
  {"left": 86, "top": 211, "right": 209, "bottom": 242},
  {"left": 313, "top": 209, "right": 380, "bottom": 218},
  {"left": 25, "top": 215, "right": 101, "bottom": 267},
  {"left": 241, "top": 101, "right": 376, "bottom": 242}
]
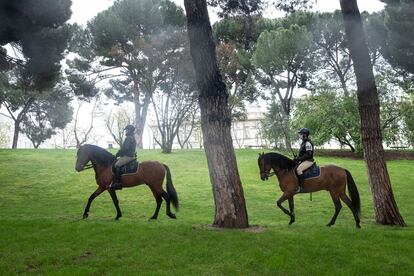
[{"left": 81, "top": 163, "right": 94, "bottom": 171}]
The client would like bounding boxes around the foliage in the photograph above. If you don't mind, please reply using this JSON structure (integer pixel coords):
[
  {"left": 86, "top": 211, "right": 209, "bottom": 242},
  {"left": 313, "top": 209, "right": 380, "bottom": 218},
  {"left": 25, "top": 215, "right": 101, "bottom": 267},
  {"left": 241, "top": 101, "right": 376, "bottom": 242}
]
[
  {"left": 401, "top": 96, "right": 414, "bottom": 147},
  {"left": 309, "top": 11, "right": 353, "bottom": 95},
  {"left": 274, "top": 0, "right": 315, "bottom": 13},
  {"left": 105, "top": 107, "right": 134, "bottom": 147},
  {"left": 151, "top": 35, "right": 198, "bottom": 154},
  {"left": 260, "top": 97, "right": 295, "bottom": 149},
  {"left": 67, "top": 0, "right": 186, "bottom": 147},
  {"left": 21, "top": 86, "right": 73, "bottom": 148},
  {"left": 0, "top": 0, "right": 72, "bottom": 89},
  {"left": 208, "top": 0, "right": 264, "bottom": 17},
  {"left": 253, "top": 22, "right": 313, "bottom": 148},
  {"left": 380, "top": 0, "right": 414, "bottom": 74},
  {"left": 293, "top": 89, "right": 362, "bottom": 152},
  {"left": 0, "top": 149, "right": 414, "bottom": 274},
  {"left": 1, "top": 67, "right": 72, "bottom": 148},
  {"left": 0, "top": 122, "right": 11, "bottom": 147}
]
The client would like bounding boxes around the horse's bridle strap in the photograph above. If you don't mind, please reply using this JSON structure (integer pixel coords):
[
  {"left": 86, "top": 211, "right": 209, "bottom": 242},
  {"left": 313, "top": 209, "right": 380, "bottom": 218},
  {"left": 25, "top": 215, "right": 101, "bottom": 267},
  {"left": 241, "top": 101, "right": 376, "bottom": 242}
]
[{"left": 81, "top": 163, "right": 94, "bottom": 171}]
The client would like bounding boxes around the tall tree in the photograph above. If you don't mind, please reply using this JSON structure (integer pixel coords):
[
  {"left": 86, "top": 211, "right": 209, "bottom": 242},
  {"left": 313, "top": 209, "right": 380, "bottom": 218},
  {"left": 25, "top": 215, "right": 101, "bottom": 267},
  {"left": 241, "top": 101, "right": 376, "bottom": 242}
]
[
  {"left": 311, "top": 11, "right": 353, "bottom": 96},
  {"left": 340, "top": 0, "right": 405, "bottom": 226},
  {"left": 67, "top": 0, "right": 186, "bottom": 148},
  {"left": 184, "top": 0, "right": 249, "bottom": 228},
  {"left": 151, "top": 41, "right": 198, "bottom": 154},
  {"left": 253, "top": 24, "right": 313, "bottom": 149},
  {"left": 21, "top": 86, "right": 73, "bottom": 148}
]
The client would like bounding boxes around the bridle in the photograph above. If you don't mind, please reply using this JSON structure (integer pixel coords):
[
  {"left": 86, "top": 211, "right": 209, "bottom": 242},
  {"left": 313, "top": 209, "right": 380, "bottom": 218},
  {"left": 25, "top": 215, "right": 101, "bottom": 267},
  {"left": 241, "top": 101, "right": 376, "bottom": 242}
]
[
  {"left": 81, "top": 163, "right": 94, "bottom": 171},
  {"left": 260, "top": 155, "right": 276, "bottom": 179}
]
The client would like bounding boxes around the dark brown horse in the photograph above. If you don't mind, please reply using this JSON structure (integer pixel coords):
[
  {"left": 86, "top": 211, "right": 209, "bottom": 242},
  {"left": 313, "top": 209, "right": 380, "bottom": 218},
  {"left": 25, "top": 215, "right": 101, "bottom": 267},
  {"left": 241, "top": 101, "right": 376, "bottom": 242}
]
[
  {"left": 258, "top": 152, "right": 361, "bottom": 228},
  {"left": 75, "top": 144, "right": 179, "bottom": 220}
]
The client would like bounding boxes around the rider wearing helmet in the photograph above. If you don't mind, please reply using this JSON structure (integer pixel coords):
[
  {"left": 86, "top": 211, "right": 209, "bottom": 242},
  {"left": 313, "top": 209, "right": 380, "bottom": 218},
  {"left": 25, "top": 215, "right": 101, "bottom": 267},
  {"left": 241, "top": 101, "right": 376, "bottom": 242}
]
[
  {"left": 109, "top": 124, "right": 136, "bottom": 190},
  {"left": 293, "top": 128, "right": 314, "bottom": 193}
]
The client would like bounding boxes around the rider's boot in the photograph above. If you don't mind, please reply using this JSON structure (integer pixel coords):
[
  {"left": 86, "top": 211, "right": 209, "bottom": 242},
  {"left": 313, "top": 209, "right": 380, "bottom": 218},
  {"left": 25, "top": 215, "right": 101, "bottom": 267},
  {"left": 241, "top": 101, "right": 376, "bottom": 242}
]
[
  {"left": 297, "top": 174, "right": 305, "bottom": 193},
  {"left": 110, "top": 167, "right": 123, "bottom": 190}
]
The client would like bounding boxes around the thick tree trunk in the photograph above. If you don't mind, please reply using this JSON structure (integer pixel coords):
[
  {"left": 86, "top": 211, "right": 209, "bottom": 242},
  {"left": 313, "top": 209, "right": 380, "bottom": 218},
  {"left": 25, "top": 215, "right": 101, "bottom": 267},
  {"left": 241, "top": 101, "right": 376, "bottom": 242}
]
[
  {"left": 184, "top": 0, "right": 249, "bottom": 228},
  {"left": 12, "top": 120, "right": 20, "bottom": 149},
  {"left": 133, "top": 89, "right": 151, "bottom": 149},
  {"left": 340, "top": 0, "right": 405, "bottom": 226}
]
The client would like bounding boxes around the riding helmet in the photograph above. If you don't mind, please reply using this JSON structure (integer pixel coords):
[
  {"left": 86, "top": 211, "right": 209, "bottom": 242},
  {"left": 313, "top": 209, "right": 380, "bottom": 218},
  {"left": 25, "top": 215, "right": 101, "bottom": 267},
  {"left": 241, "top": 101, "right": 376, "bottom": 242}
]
[
  {"left": 124, "top": 124, "right": 135, "bottom": 132},
  {"left": 298, "top": 128, "right": 310, "bottom": 135}
]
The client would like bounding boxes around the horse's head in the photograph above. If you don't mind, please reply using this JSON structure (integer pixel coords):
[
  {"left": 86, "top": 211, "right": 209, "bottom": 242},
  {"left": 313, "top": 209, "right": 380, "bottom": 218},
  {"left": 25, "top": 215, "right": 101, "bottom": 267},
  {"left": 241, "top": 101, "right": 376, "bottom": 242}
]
[
  {"left": 75, "top": 145, "right": 91, "bottom": 172},
  {"left": 258, "top": 152, "right": 272, "bottom": 181}
]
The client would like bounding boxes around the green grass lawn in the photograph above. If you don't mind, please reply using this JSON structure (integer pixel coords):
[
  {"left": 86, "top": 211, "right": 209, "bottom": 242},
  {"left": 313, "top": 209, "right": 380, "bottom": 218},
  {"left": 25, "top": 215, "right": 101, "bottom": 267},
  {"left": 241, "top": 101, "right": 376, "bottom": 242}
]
[{"left": 0, "top": 149, "right": 413, "bottom": 275}]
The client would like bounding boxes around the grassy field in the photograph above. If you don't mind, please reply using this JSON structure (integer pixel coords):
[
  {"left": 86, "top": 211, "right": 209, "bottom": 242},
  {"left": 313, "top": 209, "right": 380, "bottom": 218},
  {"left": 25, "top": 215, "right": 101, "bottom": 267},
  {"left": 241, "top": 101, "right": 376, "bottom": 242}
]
[{"left": 0, "top": 148, "right": 413, "bottom": 275}]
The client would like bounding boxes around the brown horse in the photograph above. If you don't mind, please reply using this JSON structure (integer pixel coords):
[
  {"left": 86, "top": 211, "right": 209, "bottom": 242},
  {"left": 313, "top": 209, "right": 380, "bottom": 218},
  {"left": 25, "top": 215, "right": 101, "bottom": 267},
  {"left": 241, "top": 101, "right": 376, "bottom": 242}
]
[
  {"left": 258, "top": 152, "right": 361, "bottom": 228},
  {"left": 75, "top": 144, "right": 179, "bottom": 220}
]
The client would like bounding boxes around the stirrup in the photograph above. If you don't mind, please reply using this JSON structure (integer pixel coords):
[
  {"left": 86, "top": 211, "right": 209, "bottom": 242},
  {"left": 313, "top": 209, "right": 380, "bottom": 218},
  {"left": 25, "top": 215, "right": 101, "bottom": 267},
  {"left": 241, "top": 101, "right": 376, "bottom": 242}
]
[
  {"left": 109, "top": 182, "right": 123, "bottom": 190},
  {"left": 296, "top": 186, "right": 304, "bottom": 193}
]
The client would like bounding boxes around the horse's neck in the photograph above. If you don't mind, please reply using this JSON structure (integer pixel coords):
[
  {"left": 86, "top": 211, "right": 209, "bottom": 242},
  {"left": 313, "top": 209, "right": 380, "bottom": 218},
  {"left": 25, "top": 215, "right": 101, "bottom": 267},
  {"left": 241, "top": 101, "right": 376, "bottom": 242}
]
[
  {"left": 91, "top": 159, "right": 113, "bottom": 186},
  {"left": 273, "top": 167, "right": 295, "bottom": 182}
]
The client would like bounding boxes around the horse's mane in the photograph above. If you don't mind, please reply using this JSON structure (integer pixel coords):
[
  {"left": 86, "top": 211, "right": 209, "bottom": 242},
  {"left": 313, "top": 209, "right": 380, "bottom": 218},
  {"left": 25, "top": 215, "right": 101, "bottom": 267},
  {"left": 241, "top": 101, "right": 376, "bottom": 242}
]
[
  {"left": 84, "top": 144, "right": 116, "bottom": 166},
  {"left": 265, "top": 152, "right": 297, "bottom": 170}
]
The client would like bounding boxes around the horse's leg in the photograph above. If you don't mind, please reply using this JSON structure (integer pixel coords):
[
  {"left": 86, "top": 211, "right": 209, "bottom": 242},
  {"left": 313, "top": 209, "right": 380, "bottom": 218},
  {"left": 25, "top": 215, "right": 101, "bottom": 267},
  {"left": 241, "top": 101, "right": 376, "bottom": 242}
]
[
  {"left": 327, "top": 192, "right": 342, "bottom": 227},
  {"left": 83, "top": 187, "right": 105, "bottom": 219},
  {"left": 288, "top": 196, "right": 295, "bottom": 225},
  {"left": 149, "top": 187, "right": 163, "bottom": 220},
  {"left": 340, "top": 193, "right": 361, "bottom": 228},
  {"left": 108, "top": 189, "right": 122, "bottom": 220},
  {"left": 161, "top": 190, "right": 176, "bottom": 219},
  {"left": 276, "top": 192, "right": 295, "bottom": 224}
]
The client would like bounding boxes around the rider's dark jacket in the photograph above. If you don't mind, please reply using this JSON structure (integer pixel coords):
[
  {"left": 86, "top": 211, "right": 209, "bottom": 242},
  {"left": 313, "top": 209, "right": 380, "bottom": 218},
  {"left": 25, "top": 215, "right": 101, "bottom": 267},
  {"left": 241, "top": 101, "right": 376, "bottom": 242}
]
[
  {"left": 297, "top": 139, "right": 314, "bottom": 162},
  {"left": 115, "top": 133, "right": 136, "bottom": 158}
]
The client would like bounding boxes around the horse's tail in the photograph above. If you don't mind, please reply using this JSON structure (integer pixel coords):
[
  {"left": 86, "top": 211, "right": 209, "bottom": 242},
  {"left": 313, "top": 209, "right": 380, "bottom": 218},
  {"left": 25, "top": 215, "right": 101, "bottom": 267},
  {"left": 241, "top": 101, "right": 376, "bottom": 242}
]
[
  {"left": 164, "top": 164, "right": 179, "bottom": 211},
  {"left": 345, "top": 169, "right": 361, "bottom": 217}
]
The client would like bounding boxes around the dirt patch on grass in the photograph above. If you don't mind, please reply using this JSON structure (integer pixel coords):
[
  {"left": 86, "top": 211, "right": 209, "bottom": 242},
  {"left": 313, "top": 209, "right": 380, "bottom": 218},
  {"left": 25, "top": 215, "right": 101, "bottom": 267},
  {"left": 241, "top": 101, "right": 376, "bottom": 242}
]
[
  {"left": 26, "top": 264, "right": 37, "bottom": 272},
  {"left": 193, "top": 224, "right": 266, "bottom": 233},
  {"left": 78, "top": 251, "right": 93, "bottom": 260}
]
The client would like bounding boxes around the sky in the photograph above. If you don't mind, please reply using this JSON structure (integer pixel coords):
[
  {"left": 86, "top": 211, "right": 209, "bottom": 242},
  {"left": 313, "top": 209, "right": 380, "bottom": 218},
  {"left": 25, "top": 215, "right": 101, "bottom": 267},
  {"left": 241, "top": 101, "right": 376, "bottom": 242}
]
[{"left": 69, "top": 0, "right": 385, "bottom": 26}]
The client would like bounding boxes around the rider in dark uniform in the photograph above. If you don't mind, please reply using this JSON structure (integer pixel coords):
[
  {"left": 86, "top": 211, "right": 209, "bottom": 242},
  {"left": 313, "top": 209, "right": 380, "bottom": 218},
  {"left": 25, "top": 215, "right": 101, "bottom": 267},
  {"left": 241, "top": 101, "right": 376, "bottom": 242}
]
[
  {"left": 293, "top": 128, "right": 314, "bottom": 193},
  {"left": 109, "top": 124, "right": 136, "bottom": 190}
]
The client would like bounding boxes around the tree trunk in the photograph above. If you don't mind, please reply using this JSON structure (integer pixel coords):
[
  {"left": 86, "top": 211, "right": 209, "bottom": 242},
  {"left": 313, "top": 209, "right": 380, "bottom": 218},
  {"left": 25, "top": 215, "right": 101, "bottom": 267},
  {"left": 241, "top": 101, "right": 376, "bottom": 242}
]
[
  {"left": 282, "top": 112, "right": 292, "bottom": 151},
  {"left": 340, "top": 0, "right": 405, "bottom": 226},
  {"left": 184, "top": 0, "right": 249, "bottom": 228},
  {"left": 12, "top": 120, "right": 20, "bottom": 149},
  {"left": 133, "top": 92, "right": 144, "bottom": 149}
]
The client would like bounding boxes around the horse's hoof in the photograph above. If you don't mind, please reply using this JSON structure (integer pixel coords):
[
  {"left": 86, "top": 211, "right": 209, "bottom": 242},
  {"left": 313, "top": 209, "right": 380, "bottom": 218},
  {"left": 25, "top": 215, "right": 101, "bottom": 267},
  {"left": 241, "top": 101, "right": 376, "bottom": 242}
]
[
  {"left": 167, "top": 213, "right": 176, "bottom": 219},
  {"left": 289, "top": 220, "right": 295, "bottom": 225},
  {"left": 149, "top": 216, "right": 157, "bottom": 220},
  {"left": 326, "top": 223, "right": 333, "bottom": 227},
  {"left": 115, "top": 214, "right": 122, "bottom": 220},
  {"left": 83, "top": 213, "right": 88, "bottom": 219},
  {"left": 356, "top": 224, "right": 361, "bottom": 229}
]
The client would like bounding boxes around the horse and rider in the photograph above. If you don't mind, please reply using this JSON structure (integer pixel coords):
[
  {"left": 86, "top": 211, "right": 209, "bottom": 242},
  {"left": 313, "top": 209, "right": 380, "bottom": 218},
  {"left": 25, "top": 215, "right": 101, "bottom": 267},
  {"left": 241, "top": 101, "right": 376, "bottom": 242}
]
[
  {"left": 258, "top": 127, "right": 361, "bottom": 228},
  {"left": 75, "top": 124, "right": 178, "bottom": 220}
]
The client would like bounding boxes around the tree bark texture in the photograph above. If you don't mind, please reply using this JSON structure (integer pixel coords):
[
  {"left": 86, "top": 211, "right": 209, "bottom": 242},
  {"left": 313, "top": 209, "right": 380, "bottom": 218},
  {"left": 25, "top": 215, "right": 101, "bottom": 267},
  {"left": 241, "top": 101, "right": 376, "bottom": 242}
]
[
  {"left": 12, "top": 120, "right": 20, "bottom": 149},
  {"left": 340, "top": 0, "right": 405, "bottom": 226},
  {"left": 184, "top": 0, "right": 249, "bottom": 228},
  {"left": 133, "top": 87, "right": 151, "bottom": 149}
]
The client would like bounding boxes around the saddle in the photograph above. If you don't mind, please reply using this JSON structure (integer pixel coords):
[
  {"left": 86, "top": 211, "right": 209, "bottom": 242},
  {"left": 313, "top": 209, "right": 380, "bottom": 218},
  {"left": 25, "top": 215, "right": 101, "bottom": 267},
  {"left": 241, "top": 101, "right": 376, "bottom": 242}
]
[
  {"left": 302, "top": 163, "right": 321, "bottom": 180},
  {"left": 112, "top": 159, "right": 139, "bottom": 175}
]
